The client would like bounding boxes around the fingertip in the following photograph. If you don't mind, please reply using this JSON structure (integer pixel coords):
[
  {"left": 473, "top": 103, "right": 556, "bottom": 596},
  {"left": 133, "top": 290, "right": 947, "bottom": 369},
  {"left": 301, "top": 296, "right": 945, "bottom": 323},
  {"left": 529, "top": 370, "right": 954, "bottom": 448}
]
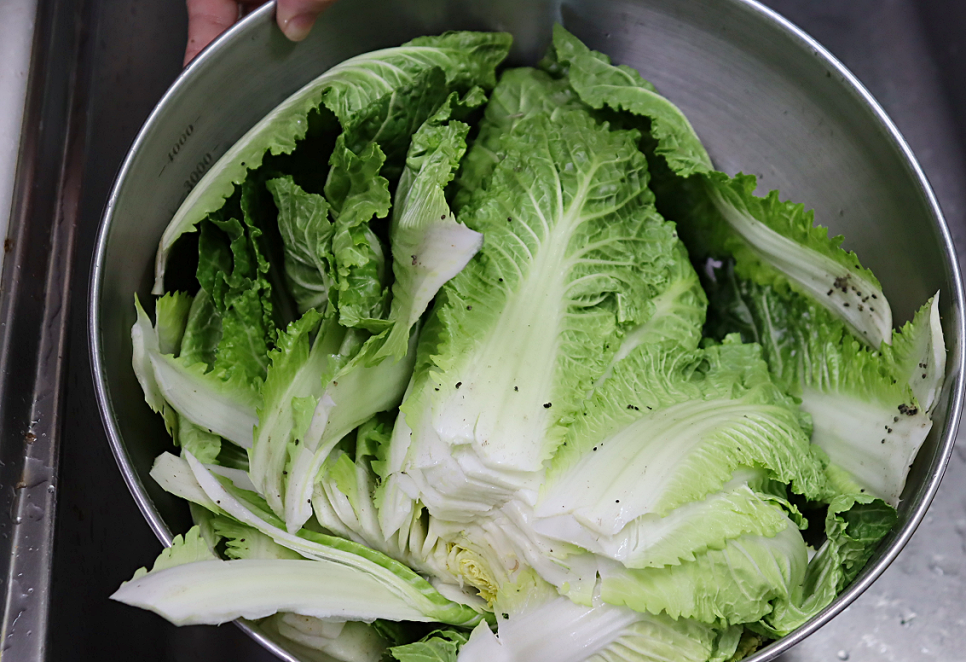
[
  {"left": 280, "top": 12, "right": 317, "bottom": 42},
  {"left": 276, "top": 0, "right": 335, "bottom": 42}
]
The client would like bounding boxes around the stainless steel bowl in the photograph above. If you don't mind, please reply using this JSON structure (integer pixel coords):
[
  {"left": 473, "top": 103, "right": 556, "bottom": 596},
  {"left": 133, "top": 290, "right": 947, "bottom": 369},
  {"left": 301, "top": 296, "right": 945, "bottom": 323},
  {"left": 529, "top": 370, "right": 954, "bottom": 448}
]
[{"left": 89, "top": 1, "right": 966, "bottom": 660}]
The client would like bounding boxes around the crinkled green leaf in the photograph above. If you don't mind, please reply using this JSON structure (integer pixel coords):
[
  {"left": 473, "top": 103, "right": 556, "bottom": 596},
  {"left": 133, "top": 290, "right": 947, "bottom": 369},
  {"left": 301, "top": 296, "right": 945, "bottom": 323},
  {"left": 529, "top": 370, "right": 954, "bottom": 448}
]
[
  {"left": 154, "top": 32, "right": 512, "bottom": 292},
  {"left": 211, "top": 517, "right": 302, "bottom": 561},
  {"left": 374, "top": 91, "right": 485, "bottom": 361},
  {"left": 179, "top": 288, "right": 222, "bottom": 368},
  {"left": 706, "top": 269, "right": 936, "bottom": 505},
  {"left": 384, "top": 105, "right": 684, "bottom": 525},
  {"left": 550, "top": 24, "right": 711, "bottom": 177},
  {"left": 389, "top": 629, "right": 468, "bottom": 662},
  {"left": 325, "top": 138, "right": 392, "bottom": 330},
  {"left": 155, "top": 291, "right": 193, "bottom": 356},
  {"left": 267, "top": 176, "right": 335, "bottom": 314},
  {"left": 550, "top": 25, "right": 893, "bottom": 347},
  {"left": 599, "top": 523, "right": 807, "bottom": 625},
  {"left": 128, "top": 526, "right": 217, "bottom": 582}
]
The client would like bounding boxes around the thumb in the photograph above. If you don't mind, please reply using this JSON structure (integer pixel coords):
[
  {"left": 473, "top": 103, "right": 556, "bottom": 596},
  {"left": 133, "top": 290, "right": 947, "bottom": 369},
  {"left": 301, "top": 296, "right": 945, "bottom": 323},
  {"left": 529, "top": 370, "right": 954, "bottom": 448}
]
[{"left": 276, "top": 0, "right": 338, "bottom": 42}]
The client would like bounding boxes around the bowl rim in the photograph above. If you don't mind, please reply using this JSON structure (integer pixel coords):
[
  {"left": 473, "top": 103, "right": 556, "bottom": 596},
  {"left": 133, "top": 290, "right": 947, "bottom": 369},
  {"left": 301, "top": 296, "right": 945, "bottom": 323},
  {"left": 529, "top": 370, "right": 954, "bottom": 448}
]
[{"left": 88, "top": 1, "right": 966, "bottom": 660}]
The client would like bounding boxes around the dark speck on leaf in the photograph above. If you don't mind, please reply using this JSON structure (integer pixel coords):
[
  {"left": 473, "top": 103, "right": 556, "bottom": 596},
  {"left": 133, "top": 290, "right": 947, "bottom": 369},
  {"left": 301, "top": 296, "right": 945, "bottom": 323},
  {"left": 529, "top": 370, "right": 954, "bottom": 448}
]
[
  {"left": 503, "top": 614, "right": 509, "bottom": 620},
  {"left": 514, "top": 386, "right": 518, "bottom": 392},
  {"left": 833, "top": 276, "right": 849, "bottom": 292},
  {"left": 922, "top": 373, "right": 927, "bottom": 379},
  {"left": 894, "top": 417, "right": 899, "bottom": 423},
  {"left": 441, "top": 214, "right": 446, "bottom": 220},
  {"left": 411, "top": 255, "right": 418, "bottom": 266},
  {"left": 898, "top": 404, "right": 918, "bottom": 416},
  {"left": 467, "top": 305, "right": 473, "bottom": 310},
  {"left": 881, "top": 439, "right": 886, "bottom": 444},
  {"left": 593, "top": 447, "right": 598, "bottom": 451},
  {"left": 456, "top": 382, "right": 462, "bottom": 389},
  {"left": 507, "top": 217, "right": 512, "bottom": 222},
  {"left": 435, "top": 387, "right": 440, "bottom": 391},
  {"left": 843, "top": 303, "right": 850, "bottom": 307},
  {"left": 627, "top": 404, "right": 639, "bottom": 411},
  {"left": 499, "top": 278, "right": 504, "bottom": 282},
  {"left": 543, "top": 402, "right": 552, "bottom": 409},
  {"left": 872, "top": 293, "right": 877, "bottom": 299},
  {"left": 826, "top": 289, "right": 833, "bottom": 296}
]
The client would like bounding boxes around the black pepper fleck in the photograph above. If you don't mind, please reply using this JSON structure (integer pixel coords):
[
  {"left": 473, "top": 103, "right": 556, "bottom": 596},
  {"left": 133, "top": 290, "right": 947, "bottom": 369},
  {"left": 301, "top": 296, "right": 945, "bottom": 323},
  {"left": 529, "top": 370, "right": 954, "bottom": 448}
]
[{"left": 898, "top": 404, "right": 918, "bottom": 416}]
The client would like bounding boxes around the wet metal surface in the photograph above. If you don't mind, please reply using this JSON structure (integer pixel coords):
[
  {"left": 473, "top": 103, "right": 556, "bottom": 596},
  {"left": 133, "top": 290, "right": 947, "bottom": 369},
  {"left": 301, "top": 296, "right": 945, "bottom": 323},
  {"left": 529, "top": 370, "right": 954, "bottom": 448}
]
[{"left": 0, "top": 0, "right": 86, "bottom": 658}]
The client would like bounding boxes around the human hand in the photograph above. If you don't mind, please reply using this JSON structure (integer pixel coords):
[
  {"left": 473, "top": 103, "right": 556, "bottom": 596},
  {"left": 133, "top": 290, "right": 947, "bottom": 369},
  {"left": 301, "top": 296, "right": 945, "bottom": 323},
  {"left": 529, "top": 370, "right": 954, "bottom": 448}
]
[{"left": 184, "top": 0, "right": 337, "bottom": 66}]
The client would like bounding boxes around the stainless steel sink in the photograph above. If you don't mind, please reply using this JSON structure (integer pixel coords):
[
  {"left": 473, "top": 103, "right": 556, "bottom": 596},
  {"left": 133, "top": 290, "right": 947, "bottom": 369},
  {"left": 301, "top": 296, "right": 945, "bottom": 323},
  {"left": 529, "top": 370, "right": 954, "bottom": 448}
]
[{"left": 1, "top": 0, "right": 964, "bottom": 660}]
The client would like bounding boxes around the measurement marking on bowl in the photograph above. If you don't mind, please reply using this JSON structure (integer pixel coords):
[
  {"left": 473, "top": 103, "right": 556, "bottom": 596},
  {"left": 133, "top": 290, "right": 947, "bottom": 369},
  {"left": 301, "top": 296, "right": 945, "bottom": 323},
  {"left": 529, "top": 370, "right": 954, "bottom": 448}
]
[
  {"left": 168, "top": 124, "right": 194, "bottom": 162},
  {"left": 183, "top": 152, "right": 214, "bottom": 193},
  {"left": 157, "top": 115, "right": 203, "bottom": 176}
]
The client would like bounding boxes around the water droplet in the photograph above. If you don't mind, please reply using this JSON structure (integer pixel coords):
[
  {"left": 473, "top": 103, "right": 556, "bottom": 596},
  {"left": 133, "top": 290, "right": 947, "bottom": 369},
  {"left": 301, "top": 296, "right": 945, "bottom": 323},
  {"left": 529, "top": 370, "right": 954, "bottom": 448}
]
[{"left": 837, "top": 651, "right": 850, "bottom": 660}]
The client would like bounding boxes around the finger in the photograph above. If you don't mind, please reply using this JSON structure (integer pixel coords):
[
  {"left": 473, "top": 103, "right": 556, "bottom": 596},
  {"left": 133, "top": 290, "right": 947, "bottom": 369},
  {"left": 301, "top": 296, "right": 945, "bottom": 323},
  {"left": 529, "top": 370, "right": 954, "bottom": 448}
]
[
  {"left": 184, "top": 0, "right": 241, "bottom": 66},
  {"left": 276, "top": 0, "right": 338, "bottom": 42}
]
